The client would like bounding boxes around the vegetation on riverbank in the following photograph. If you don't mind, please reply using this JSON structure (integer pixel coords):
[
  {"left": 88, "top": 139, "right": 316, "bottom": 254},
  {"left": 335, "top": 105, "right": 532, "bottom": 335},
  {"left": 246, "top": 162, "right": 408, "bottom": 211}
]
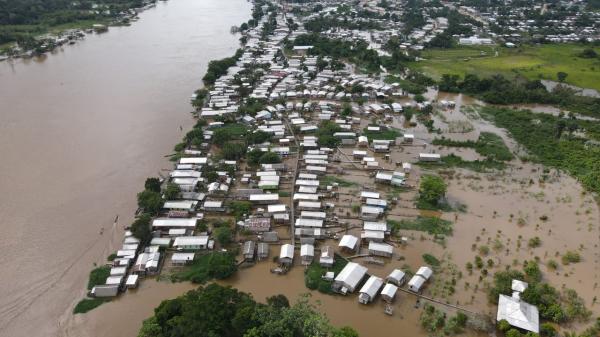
[
  {"left": 389, "top": 217, "right": 453, "bottom": 236},
  {"left": 433, "top": 132, "right": 513, "bottom": 161},
  {"left": 73, "top": 298, "right": 109, "bottom": 314},
  {"left": 87, "top": 265, "right": 111, "bottom": 290},
  {"left": 479, "top": 106, "right": 600, "bottom": 194},
  {"left": 138, "top": 284, "right": 359, "bottom": 337}
]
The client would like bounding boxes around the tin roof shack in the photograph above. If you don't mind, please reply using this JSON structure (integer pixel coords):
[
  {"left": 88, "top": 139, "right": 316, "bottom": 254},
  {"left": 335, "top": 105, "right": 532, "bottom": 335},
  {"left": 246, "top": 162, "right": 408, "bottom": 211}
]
[
  {"left": 361, "top": 205, "right": 384, "bottom": 220},
  {"left": 173, "top": 236, "right": 209, "bottom": 250},
  {"left": 418, "top": 153, "right": 441, "bottom": 162},
  {"left": 338, "top": 235, "right": 359, "bottom": 253},
  {"left": 497, "top": 295, "right": 539, "bottom": 334},
  {"left": 125, "top": 274, "right": 139, "bottom": 289},
  {"left": 368, "top": 242, "right": 393, "bottom": 257},
  {"left": 171, "top": 253, "right": 195, "bottom": 266},
  {"left": 279, "top": 244, "right": 294, "bottom": 266},
  {"left": 91, "top": 285, "right": 119, "bottom": 298},
  {"left": 320, "top": 246, "right": 335, "bottom": 267},
  {"left": 408, "top": 266, "right": 433, "bottom": 293},
  {"left": 300, "top": 244, "right": 315, "bottom": 265},
  {"left": 249, "top": 193, "right": 280, "bottom": 205},
  {"left": 381, "top": 283, "right": 398, "bottom": 303},
  {"left": 358, "top": 276, "right": 384, "bottom": 304},
  {"left": 257, "top": 242, "right": 269, "bottom": 260},
  {"left": 243, "top": 217, "right": 272, "bottom": 233},
  {"left": 260, "top": 231, "right": 279, "bottom": 242},
  {"left": 152, "top": 218, "right": 197, "bottom": 231},
  {"left": 243, "top": 241, "right": 256, "bottom": 261},
  {"left": 333, "top": 262, "right": 368, "bottom": 294},
  {"left": 386, "top": 269, "right": 406, "bottom": 286}
]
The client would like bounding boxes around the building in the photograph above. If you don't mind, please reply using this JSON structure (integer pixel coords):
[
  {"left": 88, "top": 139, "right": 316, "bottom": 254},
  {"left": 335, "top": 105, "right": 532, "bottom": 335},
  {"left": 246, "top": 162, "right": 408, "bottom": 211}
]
[
  {"left": 279, "top": 244, "right": 294, "bottom": 265},
  {"left": 257, "top": 242, "right": 269, "bottom": 260},
  {"left": 91, "top": 285, "right": 119, "bottom": 298},
  {"left": 152, "top": 218, "right": 197, "bottom": 230},
  {"left": 368, "top": 241, "right": 393, "bottom": 257},
  {"left": 320, "top": 246, "right": 335, "bottom": 267},
  {"left": 333, "top": 262, "right": 368, "bottom": 294},
  {"left": 243, "top": 241, "right": 256, "bottom": 261},
  {"left": 419, "top": 153, "right": 441, "bottom": 162},
  {"left": 381, "top": 283, "right": 398, "bottom": 303},
  {"left": 300, "top": 244, "right": 315, "bottom": 265},
  {"left": 497, "top": 294, "right": 540, "bottom": 333},
  {"left": 386, "top": 269, "right": 406, "bottom": 286},
  {"left": 358, "top": 275, "right": 384, "bottom": 304},
  {"left": 171, "top": 252, "right": 195, "bottom": 266},
  {"left": 408, "top": 266, "right": 433, "bottom": 292},
  {"left": 243, "top": 217, "right": 272, "bottom": 233},
  {"left": 173, "top": 236, "right": 209, "bottom": 250},
  {"left": 338, "top": 235, "right": 359, "bottom": 253}
]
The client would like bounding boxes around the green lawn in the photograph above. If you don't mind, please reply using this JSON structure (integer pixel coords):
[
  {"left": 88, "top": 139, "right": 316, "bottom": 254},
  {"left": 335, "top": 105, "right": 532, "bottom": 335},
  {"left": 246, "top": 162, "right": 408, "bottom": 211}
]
[{"left": 411, "top": 44, "right": 600, "bottom": 91}]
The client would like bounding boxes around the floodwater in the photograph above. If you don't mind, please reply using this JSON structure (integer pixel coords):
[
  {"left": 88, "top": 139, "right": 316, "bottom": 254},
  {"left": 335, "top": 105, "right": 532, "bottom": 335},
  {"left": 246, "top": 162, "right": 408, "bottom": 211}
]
[{"left": 0, "top": 0, "right": 251, "bottom": 336}]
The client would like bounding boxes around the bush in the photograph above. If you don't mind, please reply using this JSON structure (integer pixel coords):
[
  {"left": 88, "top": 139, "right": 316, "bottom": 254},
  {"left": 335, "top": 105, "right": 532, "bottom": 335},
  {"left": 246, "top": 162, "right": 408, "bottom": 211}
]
[
  {"left": 417, "top": 175, "right": 447, "bottom": 209},
  {"left": 144, "top": 177, "right": 161, "bottom": 193},
  {"left": 497, "top": 319, "right": 511, "bottom": 332},
  {"left": 528, "top": 237, "right": 541, "bottom": 248},
  {"left": 173, "top": 252, "right": 237, "bottom": 284},
  {"left": 540, "top": 322, "right": 557, "bottom": 337},
  {"left": 214, "top": 226, "right": 233, "bottom": 246},
  {"left": 87, "top": 266, "right": 110, "bottom": 290},
  {"left": 73, "top": 298, "right": 109, "bottom": 314},
  {"left": 137, "top": 190, "right": 163, "bottom": 214},
  {"left": 561, "top": 251, "right": 581, "bottom": 265},
  {"left": 422, "top": 253, "right": 440, "bottom": 267}
]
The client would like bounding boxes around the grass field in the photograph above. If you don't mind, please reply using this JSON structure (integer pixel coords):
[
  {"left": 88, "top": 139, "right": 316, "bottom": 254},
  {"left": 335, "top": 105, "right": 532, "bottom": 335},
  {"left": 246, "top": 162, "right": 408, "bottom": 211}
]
[{"left": 411, "top": 44, "right": 600, "bottom": 91}]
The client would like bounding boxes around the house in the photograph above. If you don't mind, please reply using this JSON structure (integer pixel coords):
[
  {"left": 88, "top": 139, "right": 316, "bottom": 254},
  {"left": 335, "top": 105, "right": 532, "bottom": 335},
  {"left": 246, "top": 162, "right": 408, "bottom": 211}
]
[
  {"left": 320, "top": 246, "right": 335, "bottom": 267},
  {"left": 243, "top": 241, "right": 256, "bottom": 261},
  {"left": 91, "top": 285, "right": 119, "bottom": 298},
  {"left": 358, "top": 276, "right": 384, "bottom": 304},
  {"left": 338, "top": 235, "right": 359, "bottom": 253},
  {"left": 300, "top": 244, "right": 315, "bottom": 265},
  {"left": 125, "top": 274, "right": 139, "bottom": 289},
  {"left": 333, "top": 262, "right": 368, "bottom": 294},
  {"left": 497, "top": 294, "right": 539, "bottom": 333},
  {"left": 408, "top": 266, "right": 433, "bottom": 292},
  {"left": 243, "top": 217, "right": 271, "bottom": 233},
  {"left": 295, "top": 218, "right": 323, "bottom": 228},
  {"left": 279, "top": 244, "right": 294, "bottom": 265},
  {"left": 381, "top": 283, "right": 398, "bottom": 303},
  {"left": 173, "top": 236, "right": 209, "bottom": 250},
  {"left": 152, "top": 218, "right": 197, "bottom": 230},
  {"left": 419, "top": 153, "right": 441, "bottom": 162},
  {"left": 386, "top": 269, "right": 406, "bottom": 286},
  {"left": 257, "top": 242, "right": 269, "bottom": 260},
  {"left": 361, "top": 230, "right": 385, "bottom": 242},
  {"left": 249, "top": 193, "right": 280, "bottom": 204},
  {"left": 171, "top": 252, "right": 195, "bottom": 266},
  {"left": 260, "top": 231, "right": 279, "bottom": 242},
  {"left": 368, "top": 241, "right": 393, "bottom": 257},
  {"left": 361, "top": 205, "right": 384, "bottom": 220}
]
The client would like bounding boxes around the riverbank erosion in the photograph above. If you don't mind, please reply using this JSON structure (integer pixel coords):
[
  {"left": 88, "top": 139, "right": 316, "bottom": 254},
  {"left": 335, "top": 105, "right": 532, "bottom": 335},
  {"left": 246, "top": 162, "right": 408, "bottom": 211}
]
[{"left": 0, "top": 0, "right": 251, "bottom": 336}]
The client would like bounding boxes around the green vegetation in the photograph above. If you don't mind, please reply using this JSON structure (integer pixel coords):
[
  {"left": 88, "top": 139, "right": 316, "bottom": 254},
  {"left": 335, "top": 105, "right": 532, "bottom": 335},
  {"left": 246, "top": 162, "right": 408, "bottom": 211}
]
[
  {"left": 246, "top": 149, "right": 282, "bottom": 166},
  {"left": 479, "top": 106, "right": 600, "bottom": 194},
  {"left": 417, "top": 175, "right": 448, "bottom": 210},
  {"left": 212, "top": 123, "right": 249, "bottom": 146},
  {"left": 304, "top": 256, "right": 348, "bottom": 294},
  {"left": 138, "top": 284, "right": 358, "bottom": 337},
  {"left": 412, "top": 44, "right": 600, "bottom": 91},
  {"left": 561, "top": 251, "right": 582, "bottom": 265},
  {"left": 214, "top": 226, "right": 233, "bottom": 246},
  {"left": 488, "top": 262, "right": 591, "bottom": 324},
  {"left": 137, "top": 189, "right": 163, "bottom": 214},
  {"left": 87, "top": 265, "right": 110, "bottom": 290},
  {"left": 389, "top": 217, "right": 453, "bottom": 236},
  {"left": 420, "top": 304, "right": 468, "bottom": 336},
  {"left": 315, "top": 121, "right": 342, "bottom": 147},
  {"left": 144, "top": 177, "right": 161, "bottom": 193},
  {"left": 422, "top": 253, "right": 440, "bottom": 267},
  {"left": 163, "top": 183, "right": 180, "bottom": 200},
  {"left": 202, "top": 49, "right": 244, "bottom": 86},
  {"left": 362, "top": 126, "right": 402, "bottom": 141},
  {"left": 130, "top": 214, "right": 152, "bottom": 244},
  {"left": 229, "top": 201, "right": 251, "bottom": 219},
  {"left": 171, "top": 252, "right": 237, "bottom": 284},
  {"left": 73, "top": 298, "right": 109, "bottom": 314},
  {"left": 433, "top": 132, "right": 513, "bottom": 161},
  {"left": 320, "top": 175, "right": 357, "bottom": 187},
  {"left": 0, "top": 0, "right": 149, "bottom": 46}
]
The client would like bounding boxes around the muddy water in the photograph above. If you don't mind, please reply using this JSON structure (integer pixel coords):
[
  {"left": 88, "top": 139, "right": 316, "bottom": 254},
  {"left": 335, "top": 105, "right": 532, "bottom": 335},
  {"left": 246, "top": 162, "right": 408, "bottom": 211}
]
[{"left": 0, "top": 0, "right": 251, "bottom": 336}]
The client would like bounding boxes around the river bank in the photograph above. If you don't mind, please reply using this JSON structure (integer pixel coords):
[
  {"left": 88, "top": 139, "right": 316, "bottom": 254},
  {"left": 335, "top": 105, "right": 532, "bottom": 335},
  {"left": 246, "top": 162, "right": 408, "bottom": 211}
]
[{"left": 0, "top": 0, "right": 251, "bottom": 336}]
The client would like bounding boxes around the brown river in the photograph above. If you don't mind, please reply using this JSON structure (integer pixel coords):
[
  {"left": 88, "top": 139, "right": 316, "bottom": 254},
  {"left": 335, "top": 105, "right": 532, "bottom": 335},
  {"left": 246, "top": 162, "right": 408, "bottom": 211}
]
[{"left": 0, "top": 0, "right": 251, "bottom": 336}]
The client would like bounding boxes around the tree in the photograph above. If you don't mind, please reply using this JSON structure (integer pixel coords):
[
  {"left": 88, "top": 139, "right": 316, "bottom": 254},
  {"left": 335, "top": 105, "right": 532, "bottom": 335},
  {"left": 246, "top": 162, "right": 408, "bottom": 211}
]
[
  {"left": 418, "top": 175, "right": 447, "bottom": 208},
  {"left": 557, "top": 72, "right": 568, "bottom": 83},
  {"left": 131, "top": 214, "right": 152, "bottom": 244},
  {"left": 144, "top": 177, "right": 161, "bottom": 193},
  {"left": 230, "top": 201, "right": 251, "bottom": 219},
  {"left": 137, "top": 190, "right": 163, "bottom": 214},
  {"left": 214, "top": 226, "right": 232, "bottom": 246},
  {"left": 540, "top": 322, "right": 557, "bottom": 337},
  {"left": 163, "top": 183, "right": 180, "bottom": 200},
  {"left": 247, "top": 148, "right": 264, "bottom": 166},
  {"left": 506, "top": 328, "right": 522, "bottom": 337},
  {"left": 333, "top": 326, "right": 360, "bottom": 337},
  {"left": 221, "top": 142, "right": 246, "bottom": 160},
  {"left": 259, "top": 151, "right": 281, "bottom": 164}
]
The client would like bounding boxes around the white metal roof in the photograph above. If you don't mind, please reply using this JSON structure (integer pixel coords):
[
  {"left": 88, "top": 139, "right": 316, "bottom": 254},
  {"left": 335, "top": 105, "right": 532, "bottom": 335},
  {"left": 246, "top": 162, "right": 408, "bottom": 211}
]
[
  {"left": 363, "top": 221, "right": 387, "bottom": 231},
  {"left": 126, "top": 274, "right": 139, "bottom": 286},
  {"left": 300, "top": 211, "right": 326, "bottom": 219},
  {"left": 173, "top": 236, "right": 209, "bottom": 247},
  {"left": 408, "top": 275, "right": 426, "bottom": 291},
  {"left": 359, "top": 275, "right": 384, "bottom": 297},
  {"left": 339, "top": 235, "right": 358, "bottom": 249},
  {"left": 301, "top": 244, "right": 315, "bottom": 257},
  {"left": 267, "top": 204, "right": 287, "bottom": 213},
  {"left": 163, "top": 200, "right": 197, "bottom": 209},
  {"left": 152, "top": 218, "right": 197, "bottom": 228},
  {"left": 293, "top": 193, "right": 320, "bottom": 201},
  {"left": 512, "top": 279, "right": 529, "bottom": 293},
  {"left": 279, "top": 244, "right": 294, "bottom": 259},
  {"left": 368, "top": 241, "right": 393, "bottom": 254},
  {"left": 381, "top": 283, "right": 398, "bottom": 298},
  {"left": 387, "top": 269, "right": 406, "bottom": 282},
  {"left": 497, "top": 295, "right": 540, "bottom": 333},
  {"left": 335, "top": 262, "right": 368, "bottom": 289},
  {"left": 295, "top": 218, "right": 324, "bottom": 228},
  {"left": 416, "top": 266, "right": 433, "bottom": 280},
  {"left": 360, "top": 191, "right": 380, "bottom": 199},
  {"left": 171, "top": 252, "right": 195, "bottom": 262},
  {"left": 249, "top": 194, "right": 280, "bottom": 201}
]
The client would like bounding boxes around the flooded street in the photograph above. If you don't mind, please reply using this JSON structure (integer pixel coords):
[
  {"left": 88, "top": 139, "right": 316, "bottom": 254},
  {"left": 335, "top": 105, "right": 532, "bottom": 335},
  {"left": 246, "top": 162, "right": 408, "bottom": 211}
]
[{"left": 0, "top": 0, "right": 251, "bottom": 336}]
